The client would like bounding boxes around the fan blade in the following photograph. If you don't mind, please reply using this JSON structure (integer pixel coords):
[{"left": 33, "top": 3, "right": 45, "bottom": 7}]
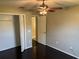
[
  {"left": 48, "top": 7, "right": 63, "bottom": 12},
  {"left": 36, "top": 0, "right": 47, "bottom": 1},
  {"left": 48, "top": 9, "right": 55, "bottom": 12},
  {"left": 50, "top": 7, "right": 63, "bottom": 10}
]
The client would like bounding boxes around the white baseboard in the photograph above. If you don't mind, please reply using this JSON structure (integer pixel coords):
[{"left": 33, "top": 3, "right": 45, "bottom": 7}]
[
  {"left": 0, "top": 45, "right": 20, "bottom": 52},
  {"left": 38, "top": 42, "right": 46, "bottom": 45},
  {"left": 22, "top": 46, "right": 32, "bottom": 52},
  {"left": 47, "top": 45, "right": 79, "bottom": 59},
  {"left": 25, "top": 46, "right": 32, "bottom": 50}
]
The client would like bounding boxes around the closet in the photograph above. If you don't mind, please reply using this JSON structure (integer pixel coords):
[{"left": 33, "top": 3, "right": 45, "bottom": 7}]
[{"left": 0, "top": 15, "right": 21, "bottom": 59}]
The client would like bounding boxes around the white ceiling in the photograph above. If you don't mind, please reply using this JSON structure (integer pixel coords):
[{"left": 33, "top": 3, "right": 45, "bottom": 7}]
[{"left": 0, "top": 0, "right": 79, "bottom": 10}]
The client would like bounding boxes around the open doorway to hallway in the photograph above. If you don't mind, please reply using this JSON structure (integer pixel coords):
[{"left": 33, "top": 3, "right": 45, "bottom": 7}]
[
  {"left": 32, "top": 16, "right": 47, "bottom": 46},
  {"left": 31, "top": 16, "right": 47, "bottom": 59},
  {"left": 32, "top": 16, "right": 37, "bottom": 46}
]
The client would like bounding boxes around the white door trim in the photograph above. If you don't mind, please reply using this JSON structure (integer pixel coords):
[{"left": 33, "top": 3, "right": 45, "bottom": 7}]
[{"left": 19, "top": 15, "right": 26, "bottom": 52}]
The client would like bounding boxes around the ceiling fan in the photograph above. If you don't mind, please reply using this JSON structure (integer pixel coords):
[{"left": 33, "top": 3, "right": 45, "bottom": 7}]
[
  {"left": 19, "top": 0, "right": 63, "bottom": 16},
  {"left": 37, "top": 0, "right": 63, "bottom": 15}
]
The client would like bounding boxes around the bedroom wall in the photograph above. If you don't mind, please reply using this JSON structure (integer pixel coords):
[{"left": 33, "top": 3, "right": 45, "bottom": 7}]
[
  {"left": 47, "top": 6, "right": 79, "bottom": 57},
  {"left": 37, "top": 16, "right": 46, "bottom": 45},
  {"left": 47, "top": 6, "right": 79, "bottom": 58}
]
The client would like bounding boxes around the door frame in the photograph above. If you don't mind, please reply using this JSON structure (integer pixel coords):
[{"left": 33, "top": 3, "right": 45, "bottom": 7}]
[{"left": 0, "top": 13, "right": 25, "bottom": 52}]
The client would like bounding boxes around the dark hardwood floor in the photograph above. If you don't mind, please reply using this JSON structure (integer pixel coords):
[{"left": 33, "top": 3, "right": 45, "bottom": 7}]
[
  {"left": 0, "top": 42, "right": 77, "bottom": 59},
  {"left": 0, "top": 46, "right": 21, "bottom": 59},
  {"left": 22, "top": 42, "right": 77, "bottom": 59},
  {"left": 46, "top": 45, "right": 77, "bottom": 59},
  {"left": 22, "top": 48, "right": 32, "bottom": 59}
]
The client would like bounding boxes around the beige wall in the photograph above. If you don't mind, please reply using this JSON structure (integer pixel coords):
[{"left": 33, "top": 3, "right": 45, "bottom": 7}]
[
  {"left": 37, "top": 16, "right": 46, "bottom": 45},
  {"left": 32, "top": 16, "right": 36, "bottom": 39},
  {"left": 47, "top": 6, "right": 79, "bottom": 58},
  {"left": 0, "top": 7, "right": 24, "bottom": 14}
]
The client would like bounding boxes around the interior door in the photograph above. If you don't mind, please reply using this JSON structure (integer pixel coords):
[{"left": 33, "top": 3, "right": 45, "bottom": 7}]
[
  {"left": 19, "top": 15, "right": 26, "bottom": 52},
  {"left": 20, "top": 14, "right": 32, "bottom": 52}
]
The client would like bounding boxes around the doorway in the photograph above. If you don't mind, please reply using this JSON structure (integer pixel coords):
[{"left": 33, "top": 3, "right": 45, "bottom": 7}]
[
  {"left": 32, "top": 16, "right": 37, "bottom": 46},
  {"left": 32, "top": 16, "right": 38, "bottom": 59},
  {"left": 32, "top": 16, "right": 47, "bottom": 46},
  {"left": 32, "top": 16, "right": 47, "bottom": 59}
]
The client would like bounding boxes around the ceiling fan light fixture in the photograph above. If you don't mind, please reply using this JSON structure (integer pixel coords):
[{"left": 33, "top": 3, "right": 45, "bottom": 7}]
[
  {"left": 38, "top": 0, "right": 48, "bottom": 15},
  {"left": 39, "top": 9, "right": 47, "bottom": 15},
  {"left": 39, "top": 6, "right": 48, "bottom": 15}
]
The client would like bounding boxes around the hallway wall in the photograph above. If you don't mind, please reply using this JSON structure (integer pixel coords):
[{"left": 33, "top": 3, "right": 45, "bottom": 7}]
[
  {"left": 47, "top": 6, "right": 79, "bottom": 58},
  {"left": 32, "top": 16, "right": 36, "bottom": 40}
]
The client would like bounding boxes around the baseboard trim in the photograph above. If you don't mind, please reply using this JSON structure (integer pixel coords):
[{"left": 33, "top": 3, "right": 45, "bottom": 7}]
[
  {"left": 33, "top": 40, "right": 79, "bottom": 59},
  {"left": 47, "top": 45, "right": 79, "bottom": 59},
  {"left": 23, "top": 46, "right": 32, "bottom": 53},
  {"left": 0, "top": 46, "right": 21, "bottom": 54},
  {"left": 24, "top": 46, "right": 32, "bottom": 51},
  {"left": 0, "top": 46, "right": 21, "bottom": 52},
  {"left": 36, "top": 41, "right": 46, "bottom": 45}
]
